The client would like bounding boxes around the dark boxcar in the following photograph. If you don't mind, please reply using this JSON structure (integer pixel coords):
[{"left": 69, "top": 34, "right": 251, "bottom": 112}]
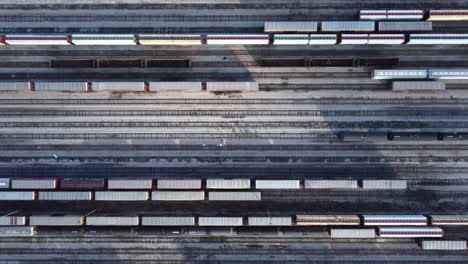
[{"left": 60, "top": 179, "right": 105, "bottom": 190}]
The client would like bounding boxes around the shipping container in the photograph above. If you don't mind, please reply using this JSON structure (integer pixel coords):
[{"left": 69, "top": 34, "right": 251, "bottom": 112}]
[
  {"left": 29, "top": 215, "right": 84, "bottom": 226},
  {"left": 296, "top": 215, "right": 360, "bottom": 226},
  {"left": 107, "top": 179, "right": 153, "bottom": 190},
  {"left": 149, "top": 82, "right": 202, "bottom": 91},
  {"left": 308, "top": 34, "right": 337, "bottom": 45},
  {"left": 264, "top": 22, "right": 318, "bottom": 32},
  {"left": 363, "top": 215, "right": 427, "bottom": 226},
  {"left": 321, "top": 21, "right": 375, "bottom": 32},
  {"left": 330, "top": 228, "right": 376, "bottom": 238},
  {"left": 408, "top": 34, "right": 468, "bottom": 45},
  {"left": 0, "top": 216, "right": 26, "bottom": 226},
  {"left": 248, "top": 217, "right": 292, "bottom": 226},
  {"left": 94, "top": 191, "right": 149, "bottom": 201},
  {"left": 206, "top": 179, "right": 251, "bottom": 189},
  {"left": 372, "top": 69, "right": 428, "bottom": 79},
  {"left": 0, "top": 226, "right": 34, "bottom": 236},
  {"left": 340, "top": 34, "right": 369, "bottom": 45},
  {"left": 0, "top": 82, "right": 28, "bottom": 91},
  {"left": 360, "top": 10, "right": 387, "bottom": 20},
  {"left": 0, "top": 179, "right": 10, "bottom": 189},
  {"left": 34, "top": 82, "right": 86, "bottom": 91},
  {"left": 198, "top": 217, "right": 243, "bottom": 226},
  {"left": 421, "top": 240, "right": 467, "bottom": 250},
  {"left": 60, "top": 179, "right": 105, "bottom": 190},
  {"left": 429, "top": 215, "right": 468, "bottom": 225},
  {"left": 208, "top": 192, "right": 261, "bottom": 201},
  {"left": 255, "top": 180, "right": 300, "bottom": 189},
  {"left": 304, "top": 180, "right": 358, "bottom": 189},
  {"left": 387, "top": 10, "right": 424, "bottom": 20},
  {"left": 71, "top": 34, "right": 137, "bottom": 45},
  {"left": 378, "top": 227, "right": 444, "bottom": 238},
  {"left": 156, "top": 179, "right": 201, "bottom": 190},
  {"left": 367, "top": 34, "right": 405, "bottom": 44},
  {"left": 206, "top": 82, "right": 259, "bottom": 92},
  {"left": 151, "top": 191, "right": 205, "bottom": 201},
  {"left": 11, "top": 179, "right": 57, "bottom": 189},
  {"left": 428, "top": 10, "right": 468, "bottom": 21},
  {"left": 362, "top": 180, "right": 407, "bottom": 189},
  {"left": 138, "top": 34, "right": 202, "bottom": 45},
  {"left": 38, "top": 191, "right": 92, "bottom": 201},
  {"left": 428, "top": 68, "right": 468, "bottom": 79},
  {"left": 86, "top": 216, "right": 139, "bottom": 226},
  {"left": 91, "top": 82, "right": 145, "bottom": 91},
  {"left": 392, "top": 81, "right": 446, "bottom": 92},
  {"left": 0, "top": 192, "right": 35, "bottom": 200},
  {"left": 378, "top": 22, "right": 432, "bottom": 31},
  {"left": 141, "top": 216, "right": 195, "bottom": 226},
  {"left": 206, "top": 34, "right": 270, "bottom": 45},
  {"left": 273, "top": 34, "right": 309, "bottom": 45},
  {"left": 5, "top": 34, "right": 70, "bottom": 45}
]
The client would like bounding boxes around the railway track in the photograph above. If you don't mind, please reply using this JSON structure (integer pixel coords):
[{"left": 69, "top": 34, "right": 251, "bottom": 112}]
[{"left": 0, "top": 98, "right": 465, "bottom": 105}]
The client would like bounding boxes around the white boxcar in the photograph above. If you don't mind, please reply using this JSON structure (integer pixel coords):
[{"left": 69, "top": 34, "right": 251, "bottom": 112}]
[
  {"left": 206, "top": 179, "right": 251, "bottom": 189},
  {"left": 198, "top": 217, "right": 243, "bottom": 226},
  {"left": 255, "top": 180, "right": 300, "bottom": 189},
  {"left": 0, "top": 178, "right": 10, "bottom": 188},
  {"left": 0, "top": 216, "right": 26, "bottom": 226},
  {"left": 428, "top": 10, "right": 468, "bottom": 21},
  {"left": 0, "top": 227, "right": 34, "bottom": 236},
  {"left": 29, "top": 215, "right": 84, "bottom": 226},
  {"left": 141, "top": 216, "right": 195, "bottom": 226},
  {"left": 330, "top": 228, "right": 376, "bottom": 238},
  {"left": 321, "top": 21, "right": 375, "bottom": 32},
  {"left": 378, "top": 227, "right": 443, "bottom": 238},
  {"left": 264, "top": 22, "right": 318, "bottom": 32},
  {"left": 340, "top": 34, "right": 368, "bottom": 44},
  {"left": 11, "top": 179, "right": 57, "bottom": 189},
  {"left": 34, "top": 82, "right": 86, "bottom": 91},
  {"left": 387, "top": 10, "right": 424, "bottom": 20},
  {"left": 157, "top": 179, "right": 201, "bottom": 189},
  {"left": 392, "top": 81, "right": 446, "bottom": 92},
  {"left": 273, "top": 34, "right": 309, "bottom": 45},
  {"left": 206, "top": 82, "right": 259, "bottom": 91},
  {"left": 367, "top": 34, "right": 405, "bottom": 44},
  {"left": 296, "top": 215, "right": 360, "bottom": 226},
  {"left": 92, "top": 82, "right": 144, "bottom": 91},
  {"left": 378, "top": 21, "right": 432, "bottom": 31},
  {"left": 422, "top": 240, "right": 467, "bottom": 250},
  {"left": 5, "top": 35, "right": 70, "bottom": 45},
  {"left": 360, "top": 10, "right": 387, "bottom": 20},
  {"left": 0, "top": 192, "right": 35, "bottom": 200},
  {"left": 0, "top": 82, "right": 28, "bottom": 91},
  {"left": 138, "top": 34, "right": 202, "bottom": 45},
  {"left": 308, "top": 34, "right": 337, "bottom": 45},
  {"left": 151, "top": 191, "right": 205, "bottom": 201},
  {"left": 107, "top": 179, "right": 153, "bottom": 190},
  {"left": 408, "top": 34, "right": 468, "bottom": 45},
  {"left": 248, "top": 217, "right": 292, "bottom": 226},
  {"left": 372, "top": 69, "right": 427, "bottom": 79},
  {"left": 429, "top": 215, "right": 468, "bottom": 225},
  {"left": 95, "top": 191, "right": 149, "bottom": 201},
  {"left": 363, "top": 215, "right": 427, "bottom": 226},
  {"left": 362, "top": 180, "right": 407, "bottom": 189},
  {"left": 304, "top": 180, "right": 358, "bottom": 189},
  {"left": 38, "top": 191, "right": 92, "bottom": 201},
  {"left": 86, "top": 216, "right": 139, "bottom": 226},
  {"left": 149, "top": 82, "right": 202, "bottom": 91},
  {"left": 428, "top": 68, "right": 468, "bottom": 79},
  {"left": 71, "top": 34, "right": 137, "bottom": 45},
  {"left": 206, "top": 34, "right": 269, "bottom": 45},
  {"left": 208, "top": 192, "right": 261, "bottom": 201}
]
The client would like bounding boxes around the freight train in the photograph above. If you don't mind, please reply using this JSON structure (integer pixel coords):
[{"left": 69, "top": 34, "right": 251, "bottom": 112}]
[{"left": 339, "top": 132, "right": 468, "bottom": 142}]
